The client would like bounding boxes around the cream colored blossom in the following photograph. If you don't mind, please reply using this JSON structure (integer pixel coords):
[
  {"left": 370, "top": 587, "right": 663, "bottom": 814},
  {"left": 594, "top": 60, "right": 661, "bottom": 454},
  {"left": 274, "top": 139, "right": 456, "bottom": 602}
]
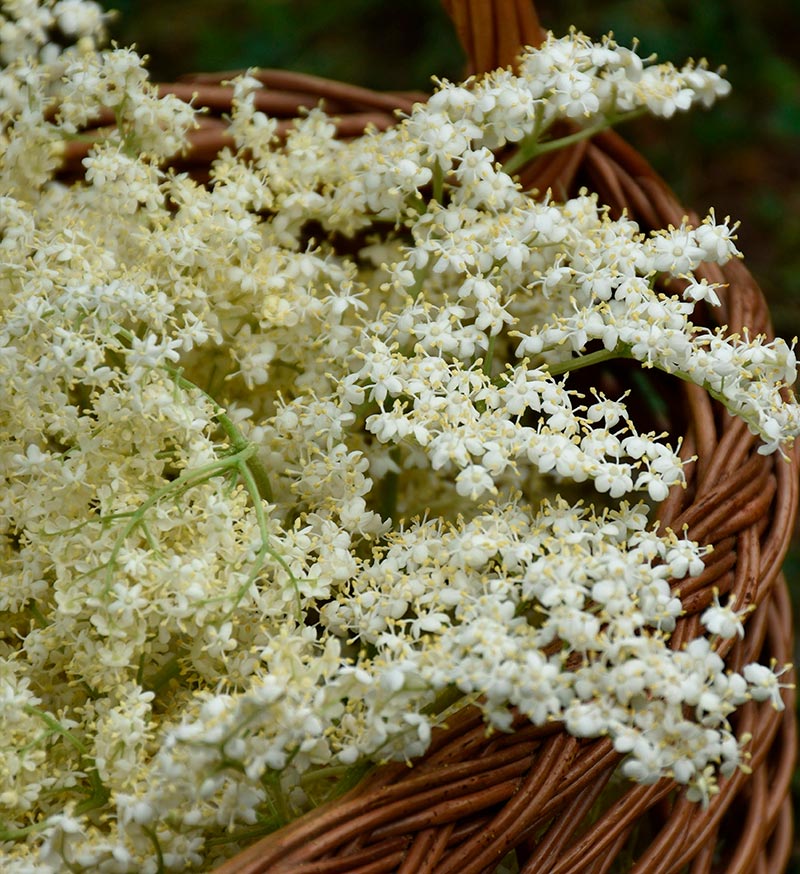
[{"left": 0, "top": 3, "right": 794, "bottom": 870}]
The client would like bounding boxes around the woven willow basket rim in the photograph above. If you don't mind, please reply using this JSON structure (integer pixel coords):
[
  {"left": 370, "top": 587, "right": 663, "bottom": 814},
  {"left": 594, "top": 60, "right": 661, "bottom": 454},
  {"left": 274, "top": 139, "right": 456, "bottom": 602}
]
[{"left": 60, "top": 2, "right": 799, "bottom": 872}]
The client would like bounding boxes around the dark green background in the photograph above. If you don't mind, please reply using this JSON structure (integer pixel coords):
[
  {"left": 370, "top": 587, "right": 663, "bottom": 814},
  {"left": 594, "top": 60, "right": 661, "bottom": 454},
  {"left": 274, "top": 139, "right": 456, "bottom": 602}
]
[{"left": 98, "top": 1, "right": 800, "bottom": 867}]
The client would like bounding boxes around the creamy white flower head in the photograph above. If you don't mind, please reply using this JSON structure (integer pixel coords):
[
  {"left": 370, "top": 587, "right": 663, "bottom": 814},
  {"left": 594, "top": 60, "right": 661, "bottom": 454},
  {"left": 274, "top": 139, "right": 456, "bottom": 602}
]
[
  {"left": 0, "top": 5, "right": 794, "bottom": 869},
  {"left": 743, "top": 662, "right": 793, "bottom": 711},
  {"left": 701, "top": 590, "right": 749, "bottom": 639}
]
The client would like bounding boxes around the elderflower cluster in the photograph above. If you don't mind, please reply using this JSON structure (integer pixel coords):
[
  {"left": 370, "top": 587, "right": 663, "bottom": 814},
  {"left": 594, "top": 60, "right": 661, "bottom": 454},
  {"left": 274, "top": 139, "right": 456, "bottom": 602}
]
[{"left": 0, "top": 2, "right": 796, "bottom": 871}]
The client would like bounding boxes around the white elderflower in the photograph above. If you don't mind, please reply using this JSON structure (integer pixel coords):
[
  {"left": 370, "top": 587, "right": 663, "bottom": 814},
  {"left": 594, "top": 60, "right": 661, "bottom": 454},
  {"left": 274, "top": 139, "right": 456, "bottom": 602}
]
[
  {"left": 642, "top": 222, "right": 707, "bottom": 274},
  {"left": 743, "top": 662, "right": 793, "bottom": 711},
  {"left": 0, "top": 4, "right": 796, "bottom": 869},
  {"left": 455, "top": 463, "right": 497, "bottom": 499},
  {"left": 53, "top": 0, "right": 105, "bottom": 38},
  {"left": 700, "top": 590, "right": 749, "bottom": 640}
]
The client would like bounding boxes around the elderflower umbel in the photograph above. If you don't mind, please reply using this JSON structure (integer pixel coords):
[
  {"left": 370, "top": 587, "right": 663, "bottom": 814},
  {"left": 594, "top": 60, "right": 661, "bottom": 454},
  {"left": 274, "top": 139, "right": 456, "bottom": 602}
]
[{"left": 0, "top": 2, "right": 796, "bottom": 869}]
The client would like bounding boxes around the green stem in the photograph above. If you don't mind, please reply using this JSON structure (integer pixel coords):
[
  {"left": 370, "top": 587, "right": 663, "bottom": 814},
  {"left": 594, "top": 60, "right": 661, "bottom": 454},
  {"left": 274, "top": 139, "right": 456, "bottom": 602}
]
[
  {"left": 0, "top": 819, "right": 54, "bottom": 841},
  {"left": 142, "top": 826, "right": 166, "bottom": 874},
  {"left": 321, "top": 759, "right": 373, "bottom": 805},
  {"left": 503, "top": 108, "right": 647, "bottom": 176},
  {"left": 407, "top": 264, "right": 430, "bottom": 302},
  {"left": 27, "top": 600, "right": 48, "bottom": 628},
  {"left": 169, "top": 368, "right": 273, "bottom": 503},
  {"left": 23, "top": 706, "right": 87, "bottom": 757},
  {"left": 537, "top": 343, "right": 765, "bottom": 442},
  {"left": 203, "top": 819, "right": 284, "bottom": 848},
  {"left": 482, "top": 335, "right": 497, "bottom": 376},
  {"left": 432, "top": 161, "right": 444, "bottom": 204},
  {"left": 261, "top": 770, "right": 291, "bottom": 827},
  {"left": 655, "top": 362, "right": 757, "bottom": 427},
  {"left": 421, "top": 684, "right": 469, "bottom": 717},
  {"left": 113, "top": 328, "right": 274, "bottom": 502},
  {"left": 233, "top": 460, "right": 302, "bottom": 622},
  {"left": 545, "top": 346, "right": 628, "bottom": 377},
  {"left": 19, "top": 728, "right": 57, "bottom": 755},
  {"left": 146, "top": 654, "right": 182, "bottom": 693},
  {"left": 380, "top": 447, "right": 402, "bottom": 521},
  {"left": 406, "top": 193, "right": 427, "bottom": 216},
  {"left": 103, "top": 447, "right": 255, "bottom": 594},
  {"left": 300, "top": 764, "right": 355, "bottom": 786},
  {"left": 23, "top": 706, "right": 110, "bottom": 817}
]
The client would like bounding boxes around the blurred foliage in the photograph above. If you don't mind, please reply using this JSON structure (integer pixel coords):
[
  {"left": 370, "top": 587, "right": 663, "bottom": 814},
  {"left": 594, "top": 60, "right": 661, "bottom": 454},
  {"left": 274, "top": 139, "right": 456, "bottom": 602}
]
[
  {"left": 101, "top": 0, "right": 464, "bottom": 91},
  {"left": 100, "top": 1, "right": 800, "bottom": 868}
]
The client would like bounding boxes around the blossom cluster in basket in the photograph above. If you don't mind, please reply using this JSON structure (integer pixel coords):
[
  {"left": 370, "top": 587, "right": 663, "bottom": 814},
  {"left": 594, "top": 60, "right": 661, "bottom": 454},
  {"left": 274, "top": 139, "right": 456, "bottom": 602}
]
[{"left": 0, "top": 1, "right": 797, "bottom": 870}]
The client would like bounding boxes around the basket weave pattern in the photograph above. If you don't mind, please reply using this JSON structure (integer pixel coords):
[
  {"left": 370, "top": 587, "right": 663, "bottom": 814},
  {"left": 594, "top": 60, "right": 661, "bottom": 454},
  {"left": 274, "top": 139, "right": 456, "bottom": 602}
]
[{"left": 62, "top": 2, "right": 798, "bottom": 872}]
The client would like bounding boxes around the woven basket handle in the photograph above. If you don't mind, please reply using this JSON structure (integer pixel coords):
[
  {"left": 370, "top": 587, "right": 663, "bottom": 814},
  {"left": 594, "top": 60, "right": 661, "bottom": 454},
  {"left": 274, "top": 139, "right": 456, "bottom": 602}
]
[{"left": 441, "top": 0, "right": 545, "bottom": 74}]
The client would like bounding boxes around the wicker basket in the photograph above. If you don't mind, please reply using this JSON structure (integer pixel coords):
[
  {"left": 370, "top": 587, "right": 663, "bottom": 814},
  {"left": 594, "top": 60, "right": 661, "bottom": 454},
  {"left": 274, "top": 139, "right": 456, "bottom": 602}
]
[{"left": 63, "top": 2, "right": 798, "bottom": 871}]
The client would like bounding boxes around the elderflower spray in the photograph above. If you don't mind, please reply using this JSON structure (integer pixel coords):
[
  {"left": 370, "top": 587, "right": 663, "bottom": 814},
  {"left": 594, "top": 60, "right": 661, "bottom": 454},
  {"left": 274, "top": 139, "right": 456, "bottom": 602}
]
[{"left": 0, "top": 4, "right": 796, "bottom": 871}]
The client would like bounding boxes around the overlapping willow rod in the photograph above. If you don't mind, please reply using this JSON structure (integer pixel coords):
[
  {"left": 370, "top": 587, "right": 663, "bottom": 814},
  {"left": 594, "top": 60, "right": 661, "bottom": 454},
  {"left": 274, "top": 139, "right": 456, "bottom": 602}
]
[{"left": 63, "top": 1, "right": 797, "bottom": 871}]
